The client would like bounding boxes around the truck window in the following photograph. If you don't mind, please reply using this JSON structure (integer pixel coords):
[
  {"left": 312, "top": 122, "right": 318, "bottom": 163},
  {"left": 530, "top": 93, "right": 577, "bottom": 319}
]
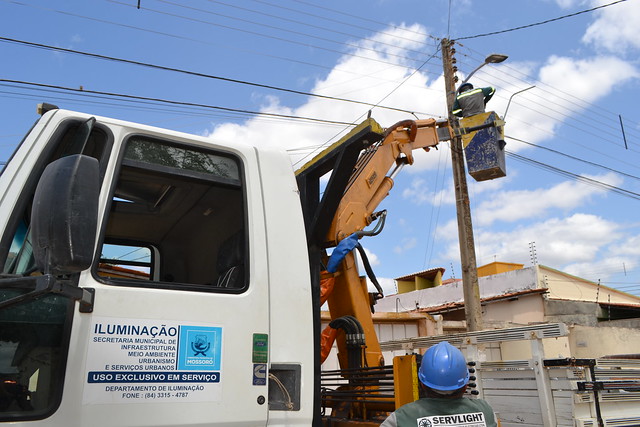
[
  {"left": 98, "top": 243, "right": 153, "bottom": 280},
  {"left": 96, "top": 136, "right": 247, "bottom": 292},
  {"left": 0, "top": 118, "right": 110, "bottom": 421}
]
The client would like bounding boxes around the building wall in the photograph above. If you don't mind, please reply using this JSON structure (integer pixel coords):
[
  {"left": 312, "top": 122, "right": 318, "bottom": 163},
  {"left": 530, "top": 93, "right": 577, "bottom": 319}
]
[
  {"left": 568, "top": 325, "right": 640, "bottom": 358},
  {"left": 544, "top": 299, "right": 600, "bottom": 326},
  {"left": 371, "top": 264, "right": 640, "bottom": 362},
  {"left": 542, "top": 267, "right": 640, "bottom": 304},
  {"left": 483, "top": 293, "right": 545, "bottom": 325},
  {"left": 376, "top": 267, "right": 539, "bottom": 313},
  {"left": 478, "top": 262, "right": 524, "bottom": 277},
  {"left": 397, "top": 270, "right": 443, "bottom": 294}
]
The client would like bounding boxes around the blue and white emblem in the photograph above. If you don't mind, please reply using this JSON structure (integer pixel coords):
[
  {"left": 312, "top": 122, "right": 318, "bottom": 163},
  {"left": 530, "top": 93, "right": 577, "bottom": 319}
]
[
  {"left": 191, "top": 334, "right": 211, "bottom": 356},
  {"left": 178, "top": 326, "right": 222, "bottom": 371}
]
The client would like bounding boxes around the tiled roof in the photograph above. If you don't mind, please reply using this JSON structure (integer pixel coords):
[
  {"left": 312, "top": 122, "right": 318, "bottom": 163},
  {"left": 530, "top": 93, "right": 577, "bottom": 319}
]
[
  {"left": 395, "top": 267, "right": 446, "bottom": 282},
  {"left": 418, "top": 288, "right": 548, "bottom": 314}
]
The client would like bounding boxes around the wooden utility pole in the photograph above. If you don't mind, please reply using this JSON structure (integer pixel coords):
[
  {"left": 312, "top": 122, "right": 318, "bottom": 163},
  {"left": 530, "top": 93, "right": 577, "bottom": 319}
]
[{"left": 441, "top": 38, "right": 483, "bottom": 331}]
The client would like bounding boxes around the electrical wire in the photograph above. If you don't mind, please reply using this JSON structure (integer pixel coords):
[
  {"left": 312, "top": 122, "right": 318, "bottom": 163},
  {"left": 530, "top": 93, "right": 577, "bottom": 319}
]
[
  {"left": 454, "top": 43, "right": 640, "bottom": 145},
  {"left": 452, "top": 52, "right": 640, "bottom": 152},
  {"left": 448, "top": 55, "right": 640, "bottom": 187},
  {"left": 3, "top": 48, "right": 635, "bottom": 191},
  {"left": 447, "top": 0, "right": 453, "bottom": 39},
  {"left": 449, "top": 34, "right": 640, "bottom": 146},
  {"left": 455, "top": 0, "right": 630, "bottom": 40},
  {"left": 0, "top": 79, "right": 356, "bottom": 126},
  {"left": 506, "top": 150, "right": 640, "bottom": 201},
  {"left": 507, "top": 136, "right": 640, "bottom": 182},
  {"left": 262, "top": 0, "right": 440, "bottom": 44},
  {"left": 3, "top": 0, "right": 640, "bottom": 288},
  {"left": 423, "top": 145, "right": 450, "bottom": 269},
  {"left": 2, "top": 0, "right": 442, "bottom": 88},
  {"left": 291, "top": 45, "right": 443, "bottom": 167},
  {"left": 124, "top": 0, "right": 431, "bottom": 67},
  {"left": 112, "top": 0, "right": 440, "bottom": 74},
  {"left": 0, "top": 37, "right": 440, "bottom": 117},
  {"left": 184, "top": 0, "right": 437, "bottom": 61}
]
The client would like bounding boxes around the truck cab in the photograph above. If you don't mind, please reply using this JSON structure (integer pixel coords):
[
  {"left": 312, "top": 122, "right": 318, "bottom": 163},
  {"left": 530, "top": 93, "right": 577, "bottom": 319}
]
[{"left": 0, "top": 108, "right": 314, "bottom": 426}]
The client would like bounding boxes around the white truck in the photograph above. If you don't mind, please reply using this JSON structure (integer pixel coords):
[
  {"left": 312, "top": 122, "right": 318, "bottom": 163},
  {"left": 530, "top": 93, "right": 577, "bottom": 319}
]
[
  {"left": 0, "top": 105, "right": 471, "bottom": 426},
  {"left": 5, "top": 104, "right": 636, "bottom": 427}
]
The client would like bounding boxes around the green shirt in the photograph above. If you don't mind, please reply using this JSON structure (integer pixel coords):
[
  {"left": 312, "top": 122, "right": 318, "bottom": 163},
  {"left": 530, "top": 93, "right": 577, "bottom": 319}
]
[
  {"left": 452, "top": 87, "right": 496, "bottom": 117},
  {"left": 381, "top": 397, "right": 497, "bottom": 427}
]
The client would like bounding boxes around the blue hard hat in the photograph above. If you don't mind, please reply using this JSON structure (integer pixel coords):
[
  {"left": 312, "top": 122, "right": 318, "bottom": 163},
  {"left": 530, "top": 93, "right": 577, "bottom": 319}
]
[{"left": 418, "top": 341, "right": 470, "bottom": 391}]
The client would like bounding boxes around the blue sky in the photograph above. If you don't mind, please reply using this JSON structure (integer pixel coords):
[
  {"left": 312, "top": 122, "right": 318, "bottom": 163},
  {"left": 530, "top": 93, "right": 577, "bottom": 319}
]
[{"left": 1, "top": 0, "right": 640, "bottom": 296}]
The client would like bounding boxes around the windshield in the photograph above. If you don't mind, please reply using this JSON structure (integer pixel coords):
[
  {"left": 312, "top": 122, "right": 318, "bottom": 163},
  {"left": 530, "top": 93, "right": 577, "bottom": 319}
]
[
  {"left": 3, "top": 220, "right": 34, "bottom": 275},
  {"left": 0, "top": 118, "right": 110, "bottom": 421},
  {"left": 0, "top": 293, "right": 72, "bottom": 419}
]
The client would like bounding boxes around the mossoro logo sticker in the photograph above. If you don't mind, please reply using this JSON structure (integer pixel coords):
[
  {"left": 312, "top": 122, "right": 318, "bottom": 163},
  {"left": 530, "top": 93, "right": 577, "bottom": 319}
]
[{"left": 178, "top": 325, "right": 222, "bottom": 370}]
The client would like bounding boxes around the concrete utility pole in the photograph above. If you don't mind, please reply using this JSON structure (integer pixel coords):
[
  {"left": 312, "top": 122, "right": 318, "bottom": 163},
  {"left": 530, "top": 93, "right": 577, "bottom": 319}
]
[{"left": 441, "top": 38, "right": 483, "bottom": 332}]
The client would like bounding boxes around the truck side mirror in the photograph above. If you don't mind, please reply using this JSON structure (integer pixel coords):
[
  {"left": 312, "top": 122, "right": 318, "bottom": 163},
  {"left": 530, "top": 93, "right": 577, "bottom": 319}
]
[{"left": 31, "top": 154, "right": 100, "bottom": 276}]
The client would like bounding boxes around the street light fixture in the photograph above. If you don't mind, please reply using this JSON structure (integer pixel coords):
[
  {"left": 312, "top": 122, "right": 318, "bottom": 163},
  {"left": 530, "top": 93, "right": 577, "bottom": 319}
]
[
  {"left": 504, "top": 85, "right": 535, "bottom": 120},
  {"left": 460, "top": 53, "right": 509, "bottom": 86}
]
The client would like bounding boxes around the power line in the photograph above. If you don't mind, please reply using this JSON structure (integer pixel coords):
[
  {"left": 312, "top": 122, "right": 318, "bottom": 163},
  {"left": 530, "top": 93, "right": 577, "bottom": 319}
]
[
  {"left": 0, "top": 86, "right": 305, "bottom": 126},
  {"left": 113, "top": 0, "right": 442, "bottom": 74},
  {"left": 3, "top": 0, "right": 442, "bottom": 89},
  {"left": 184, "top": 0, "right": 437, "bottom": 61},
  {"left": 453, "top": 43, "right": 640, "bottom": 143},
  {"left": 451, "top": 56, "right": 640, "bottom": 177},
  {"left": 453, "top": 51, "right": 640, "bottom": 150},
  {"left": 0, "top": 79, "right": 357, "bottom": 126},
  {"left": 264, "top": 0, "right": 440, "bottom": 44},
  {"left": 507, "top": 135, "right": 640, "bottom": 182},
  {"left": 506, "top": 150, "right": 640, "bottom": 201},
  {"left": 125, "top": 0, "right": 430, "bottom": 67},
  {"left": 292, "top": 44, "right": 443, "bottom": 166},
  {"left": 456, "top": 0, "right": 630, "bottom": 40},
  {"left": 0, "top": 36, "right": 434, "bottom": 117},
  {"left": 424, "top": 145, "right": 450, "bottom": 269}
]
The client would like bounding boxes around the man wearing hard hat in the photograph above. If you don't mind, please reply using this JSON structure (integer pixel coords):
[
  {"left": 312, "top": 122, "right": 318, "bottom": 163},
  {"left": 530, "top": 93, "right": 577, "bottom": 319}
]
[
  {"left": 381, "top": 341, "right": 498, "bottom": 427},
  {"left": 452, "top": 83, "right": 496, "bottom": 118}
]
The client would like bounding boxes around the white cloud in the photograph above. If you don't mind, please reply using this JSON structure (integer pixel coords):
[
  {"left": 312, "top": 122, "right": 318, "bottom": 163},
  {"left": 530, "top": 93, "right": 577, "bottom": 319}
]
[
  {"left": 203, "top": 21, "right": 638, "bottom": 284},
  {"left": 394, "top": 237, "right": 418, "bottom": 254},
  {"left": 474, "top": 172, "right": 622, "bottom": 226},
  {"left": 492, "top": 55, "right": 638, "bottom": 153},
  {"left": 356, "top": 246, "right": 380, "bottom": 270},
  {"left": 467, "top": 52, "right": 637, "bottom": 156},
  {"left": 402, "top": 164, "right": 508, "bottom": 208},
  {"left": 539, "top": 55, "right": 637, "bottom": 101},
  {"left": 402, "top": 177, "right": 455, "bottom": 205},
  {"left": 473, "top": 213, "right": 621, "bottom": 267},
  {"left": 610, "top": 234, "right": 640, "bottom": 257},
  {"left": 207, "top": 24, "right": 446, "bottom": 167},
  {"left": 582, "top": 0, "right": 640, "bottom": 52},
  {"left": 367, "top": 276, "right": 397, "bottom": 296},
  {"left": 433, "top": 206, "right": 623, "bottom": 271},
  {"left": 553, "top": 0, "right": 583, "bottom": 7}
]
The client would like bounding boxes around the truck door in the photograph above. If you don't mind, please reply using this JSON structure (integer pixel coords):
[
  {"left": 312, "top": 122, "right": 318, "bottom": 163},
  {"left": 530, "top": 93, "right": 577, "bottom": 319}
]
[{"left": 0, "top": 111, "right": 271, "bottom": 426}]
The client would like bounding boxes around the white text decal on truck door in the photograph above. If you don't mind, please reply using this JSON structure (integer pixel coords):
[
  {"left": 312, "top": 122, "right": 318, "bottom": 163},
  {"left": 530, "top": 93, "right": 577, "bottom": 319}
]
[{"left": 84, "top": 317, "right": 223, "bottom": 404}]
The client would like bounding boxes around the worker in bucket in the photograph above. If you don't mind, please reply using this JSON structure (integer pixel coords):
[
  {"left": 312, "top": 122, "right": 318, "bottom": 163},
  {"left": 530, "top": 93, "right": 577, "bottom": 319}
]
[
  {"left": 452, "top": 82, "right": 495, "bottom": 118},
  {"left": 381, "top": 341, "right": 498, "bottom": 427}
]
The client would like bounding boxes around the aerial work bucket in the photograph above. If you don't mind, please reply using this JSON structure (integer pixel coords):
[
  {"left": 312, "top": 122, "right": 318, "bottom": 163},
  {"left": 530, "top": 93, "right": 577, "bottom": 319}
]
[{"left": 460, "top": 111, "right": 506, "bottom": 181}]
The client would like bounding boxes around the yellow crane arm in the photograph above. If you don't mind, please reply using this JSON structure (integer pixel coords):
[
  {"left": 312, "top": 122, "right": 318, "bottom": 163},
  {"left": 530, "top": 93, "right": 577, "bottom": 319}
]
[
  {"left": 324, "top": 118, "right": 452, "bottom": 369},
  {"left": 326, "top": 118, "right": 452, "bottom": 246}
]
